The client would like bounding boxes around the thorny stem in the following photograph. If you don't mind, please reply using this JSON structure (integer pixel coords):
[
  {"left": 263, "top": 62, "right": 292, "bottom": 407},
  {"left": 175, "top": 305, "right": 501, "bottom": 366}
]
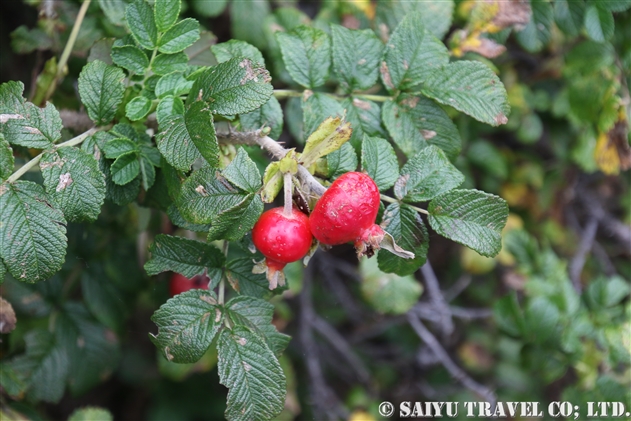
[
  {"left": 46, "top": 0, "right": 91, "bottom": 101},
  {"left": 6, "top": 126, "right": 103, "bottom": 183},
  {"left": 380, "top": 194, "right": 430, "bottom": 215},
  {"left": 283, "top": 172, "right": 293, "bottom": 217},
  {"left": 273, "top": 89, "right": 391, "bottom": 103}
]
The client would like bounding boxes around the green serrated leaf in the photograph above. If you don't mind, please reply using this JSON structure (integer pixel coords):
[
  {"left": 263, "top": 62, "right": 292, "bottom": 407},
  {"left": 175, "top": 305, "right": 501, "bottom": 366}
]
[
  {"left": 226, "top": 258, "right": 271, "bottom": 298},
  {"left": 340, "top": 97, "right": 385, "bottom": 150},
  {"left": 59, "top": 302, "right": 121, "bottom": 395},
  {"left": 166, "top": 203, "right": 211, "bottom": 232},
  {"left": 207, "top": 194, "right": 263, "bottom": 242},
  {"left": 212, "top": 40, "right": 265, "bottom": 65},
  {"left": 158, "top": 18, "right": 200, "bottom": 54},
  {"left": 40, "top": 147, "right": 106, "bottom": 222},
  {"left": 151, "top": 289, "right": 223, "bottom": 363},
  {"left": 102, "top": 137, "right": 138, "bottom": 159},
  {"left": 0, "top": 81, "right": 27, "bottom": 114},
  {"left": 177, "top": 167, "right": 247, "bottom": 224},
  {"left": 361, "top": 135, "right": 398, "bottom": 191},
  {"left": 152, "top": 52, "right": 189, "bottom": 75},
  {"left": 4, "top": 102, "right": 62, "bottom": 149},
  {"left": 223, "top": 148, "right": 262, "bottom": 193},
  {"left": 111, "top": 45, "right": 149, "bottom": 75},
  {"left": 0, "top": 134, "right": 14, "bottom": 181},
  {"left": 240, "top": 96, "right": 283, "bottom": 140},
  {"left": 68, "top": 407, "right": 113, "bottom": 421},
  {"left": 584, "top": 4, "right": 615, "bottom": 42},
  {"left": 10, "top": 25, "right": 53, "bottom": 54},
  {"left": 301, "top": 116, "right": 352, "bottom": 169},
  {"left": 326, "top": 142, "right": 358, "bottom": 179},
  {"left": 156, "top": 114, "right": 201, "bottom": 171},
  {"left": 382, "top": 94, "right": 461, "bottom": 159},
  {"left": 139, "top": 155, "right": 156, "bottom": 190},
  {"left": 156, "top": 95, "right": 185, "bottom": 124},
  {"left": 78, "top": 60, "right": 125, "bottom": 125},
  {"left": 226, "top": 296, "right": 290, "bottom": 356},
  {"left": 554, "top": 0, "right": 585, "bottom": 37},
  {"left": 377, "top": 202, "right": 428, "bottom": 276},
  {"left": 493, "top": 292, "right": 526, "bottom": 337},
  {"left": 187, "top": 58, "right": 273, "bottom": 116},
  {"left": 126, "top": 0, "right": 158, "bottom": 49},
  {"left": 361, "top": 255, "right": 422, "bottom": 314},
  {"left": 185, "top": 101, "right": 220, "bottom": 167},
  {"left": 428, "top": 189, "right": 508, "bottom": 257},
  {"left": 0, "top": 181, "right": 67, "bottom": 283},
  {"left": 154, "top": 0, "right": 181, "bottom": 32},
  {"left": 381, "top": 11, "right": 449, "bottom": 92},
  {"left": 125, "top": 96, "right": 152, "bottom": 121},
  {"left": 99, "top": 0, "right": 130, "bottom": 26},
  {"left": 0, "top": 363, "right": 27, "bottom": 398},
  {"left": 395, "top": 145, "right": 464, "bottom": 202},
  {"left": 110, "top": 151, "right": 140, "bottom": 185},
  {"left": 330, "top": 24, "right": 383, "bottom": 92},
  {"left": 376, "top": 0, "right": 454, "bottom": 40},
  {"left": 420, "top": 61, "right": 510, "bottom": 127},
  {"left": 302, "top": 92, "right": 344, "bottom": 140},
  {"left": 525, "top": 297, "right": 560, "bottom": 343},
  {"left": 515, "top": 0, "right": 553, "bottom": 52},
  {"left": 217, "top": 326, "right": 286, "bottom": 421},
  {"left": 144, "top": 234, "right": 225, "bottom": 278},
  {"left": 9, "top": 328, "right": 68, "bottom": 403},
  {"left": 276, "top": 25, "right": 331, "bottom": 89},
  {"left": 105, "top": 166, "right": 141, "bottom": 205},
  {"left": 81, "top": 270, "right": 128, "bottom": 331},
  {"left": 155, "top": 72, "right": 192, "bottom": 98}
]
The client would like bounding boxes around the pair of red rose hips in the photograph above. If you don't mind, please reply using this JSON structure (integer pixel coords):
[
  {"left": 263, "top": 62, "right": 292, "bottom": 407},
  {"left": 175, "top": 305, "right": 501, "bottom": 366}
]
[{"left": 251, "top": 172, "right": 384, "bottom": 284}]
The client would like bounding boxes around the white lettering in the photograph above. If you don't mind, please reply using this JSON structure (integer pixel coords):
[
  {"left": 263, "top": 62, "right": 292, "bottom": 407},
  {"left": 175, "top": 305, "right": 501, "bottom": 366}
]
[
  {"left": 400, "top": 402, "right": 411, "bottom": 418},
  {"left": 464, "top": 402, "right": 477, "bottom": 417}
]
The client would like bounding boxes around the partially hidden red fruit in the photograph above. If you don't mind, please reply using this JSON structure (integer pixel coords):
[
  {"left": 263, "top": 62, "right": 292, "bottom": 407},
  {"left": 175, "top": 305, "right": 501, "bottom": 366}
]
[
  {"left": 252, "top": 207, "right": 312, "bottom": 289},
  {"left": 169, "top": 273, "right": 209, "bottom": 297},
  {"left": 310, "top": 172, "right": 384, "bottom": 255}
]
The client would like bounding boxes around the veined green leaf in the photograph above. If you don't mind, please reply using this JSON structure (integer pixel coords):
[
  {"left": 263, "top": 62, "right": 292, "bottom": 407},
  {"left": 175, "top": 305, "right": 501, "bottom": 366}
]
[
  {"left": 382, "top": 94, "right": 461, "bottom": 159},
  {"left": 185, "top": 101, "right": 220, "bottom": 167},
  {"left": 0, "top": 134, "right": 13, "bottom": 180},
  {"left": 154, "top": 0, "right": 181, "bottom": 32},
  {"left": 395, "top": 145, "right": 464, "bottom": 202},
  {"left": 217, "top": 326, "right": 286, "bottom": 421},
  {"left": 226, "top": 295, "right": 290, "bottom": 356},
  {"left": 276, "top": 25, "right": 331, "bottom": 89},
  {"left": 144, "top": 234, "right": 225, "bottom": 279},
  {"left": 111, "top": 45, "right": 149, "bottom": 75},
  {"left": 155, "top": 72, "right": 192, "bottom": 98},
  {"left": 125, "top": 96, "right": 152, "bottom": 121},
  {"left": 428, "top": 189, "right": 508, "bottom": 257},
  {"left": 330, "top": 24, "right": 383, "bottom": 92},
  {"left": 188, "top": 58, "right": 273, "bottom": 116},
  {"left": 302, "top": 92, "right": 344, "bottom": 140},
  {"left": 212, "top": 40, "right": 265, "bottom": 65},
  {"left": 102, "top": 137, "right": 138, "bottom": 159},
  {"left": 4, "top": 102, "right": 62, "bottom": 149},
  {"left": 381, "top": 11, "right": 449, "bottom": 92},
  {"left": 361, "top": 135, "right": 398, "bottom": 191},
  {"left": 375, "top": 0, "right": 454, "bottom": 40},
  {"left": 158, "top": 18, "right": 200, "bottom": 54},
  {"left": 420, "top": 61, "right": 510, "bottom": 127},
  {"left": 584, "top": 4, "right": 615, "bottom": 42},
  {"left": 40, "top": 147, "right": 106, "bottom": 222},
  {"left": 226, "top": 258, "right": 271, "bottom": 299},
  {"left": 0, "top": 181, "right": 67, "bottom": 283},
  {"left": 230, "top": 0, "right": 270, "bottom": 50},
  {"left": 207, "top": 194, "right": 263, "bottom": 242},
  {"left": 151, "top": 52, "right": 188, "bottom": 75},
  {"left": 110, "top": 151, "right": 140, "bottom": 185},
  {"left": 222, "top": 148, "right": 262, "bottom": 193},
  {"left": 151, "top": 289, "right": 223, "bottom": 363},
  {"left": 176, "top": 166, "right": 248, "bottom": 224},
  {"left": 126, "top": 0, "right": 158, "bottom": 49},
  {"left": 340, "top": 97, "right": 385, "bottom": 151},
  {"left": 326, "top": 142, "right": 358, "bottom": 179},
  {"left": 78, "top": 60, "right": 125, "bottom": 126},
  {"left": 156, "top": 95, "right": 184, "bottom": 124},
  {"left": 377, "top": 202, "right": 429, "bottom": 276}
]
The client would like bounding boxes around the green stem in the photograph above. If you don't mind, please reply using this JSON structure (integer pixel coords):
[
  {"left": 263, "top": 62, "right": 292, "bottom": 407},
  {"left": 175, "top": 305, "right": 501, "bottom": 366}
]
[
  {"left": 380, "top": 194, "right": 430, "bottom": 215},
  {"left": 45, "top": 0, "right": 91, "bottom": 102},
  {"left": 7, "top": 126, "right": 102, "bottom": 183},
  {"left": 273, "top": 89, "right": 392, "bottom": 103}
]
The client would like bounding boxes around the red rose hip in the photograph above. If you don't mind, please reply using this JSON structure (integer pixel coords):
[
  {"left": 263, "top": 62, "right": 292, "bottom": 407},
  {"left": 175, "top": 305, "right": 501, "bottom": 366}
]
[
  {"left": 252, "top": 207, "right": 312, "bottom": 289},
  {"left": 309, "top": 171, "right": 383, "bottom": 246}
]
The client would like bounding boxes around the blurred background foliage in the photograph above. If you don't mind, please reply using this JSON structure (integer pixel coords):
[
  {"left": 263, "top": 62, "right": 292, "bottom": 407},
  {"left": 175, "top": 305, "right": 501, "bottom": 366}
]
[{"left": 0, "top": 0, "right": 629, "bottom": 420}]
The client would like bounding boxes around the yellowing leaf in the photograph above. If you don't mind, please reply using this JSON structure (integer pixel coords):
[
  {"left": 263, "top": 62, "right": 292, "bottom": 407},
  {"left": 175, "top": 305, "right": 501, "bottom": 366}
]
[
  {"left": 261, "top": 162, "right": 282, "bottom": 203},
  {"left": 300, "top": 117, "right": 352, "bottom": 168},
  {"left": 461, "top": 246, "right": 496, "bottom": 274},
  {"left": 349, "top": 410, "right": 376, "bottom": 421},
  {"left": 594, "top": 132, "right": 620, "bottom": 175}
]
